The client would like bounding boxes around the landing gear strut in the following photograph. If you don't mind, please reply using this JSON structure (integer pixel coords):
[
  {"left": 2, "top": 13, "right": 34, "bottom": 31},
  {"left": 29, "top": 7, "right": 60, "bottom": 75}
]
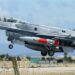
[
  {"left": 7, "top": 37, "right": 11, "bottom": 41},
  {"left": 7, "top": 37, "right": 13, "bottom": 43}
]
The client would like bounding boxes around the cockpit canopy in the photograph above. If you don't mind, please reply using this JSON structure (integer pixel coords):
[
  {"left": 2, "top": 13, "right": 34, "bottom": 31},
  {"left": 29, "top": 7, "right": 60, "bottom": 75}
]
[
  {"left": 0, "top": 17, "right": 18, "bottom": 23},
  {"left": 0, "top": 17, "right": 27, "bottom": 24},
  {"left": 3, "top": 17, "right": 17, "bottom": 23}
]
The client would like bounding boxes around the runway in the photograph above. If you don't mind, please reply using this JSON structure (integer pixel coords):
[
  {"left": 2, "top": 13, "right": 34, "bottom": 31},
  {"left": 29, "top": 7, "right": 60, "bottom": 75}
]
[{"left": 0, "top": 67, "right": 75, "bottom": 75}]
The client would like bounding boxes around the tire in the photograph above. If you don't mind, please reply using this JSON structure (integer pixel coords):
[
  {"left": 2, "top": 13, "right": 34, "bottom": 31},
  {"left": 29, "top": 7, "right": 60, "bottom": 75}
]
[
  {"left": 9, "top": 44, "right": 13, "bottom": 49},
  {"left": 48, "top": 50, "right": 54, "bottom": 56},
  {"left": 41, "top": 51, "right": 47, "bottom": 56}
]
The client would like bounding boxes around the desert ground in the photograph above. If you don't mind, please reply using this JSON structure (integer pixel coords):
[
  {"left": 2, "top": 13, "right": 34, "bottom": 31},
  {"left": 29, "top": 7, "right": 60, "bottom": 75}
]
[
  {"left": 0, "top": 61, "right": 75, "bottom": 75},
  {"left": 0, "top": 67, "right": 75, "bottom": 75}
]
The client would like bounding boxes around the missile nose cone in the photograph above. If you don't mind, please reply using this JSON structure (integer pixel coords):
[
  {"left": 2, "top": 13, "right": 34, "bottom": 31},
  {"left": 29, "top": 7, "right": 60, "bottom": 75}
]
[{"left": 38, "top": 38, "right": 48, "bottom": 44}]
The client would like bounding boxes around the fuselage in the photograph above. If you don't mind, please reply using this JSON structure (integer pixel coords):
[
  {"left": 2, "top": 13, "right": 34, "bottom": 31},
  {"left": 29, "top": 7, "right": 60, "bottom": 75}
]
[{"left": 4, "top": 21, "right": 75, "bottom": 41}]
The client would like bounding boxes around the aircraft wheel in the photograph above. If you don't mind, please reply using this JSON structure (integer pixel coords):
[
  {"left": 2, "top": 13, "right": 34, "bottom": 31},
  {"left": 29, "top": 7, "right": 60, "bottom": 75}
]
[
  {"left": 41, "top": 51, "right": 47, "bottom": 56},
  {"left": 48, "top": 50, "right": 54, "bottom": 56},
  {"left": 9, "top": 44, "right": 13, "bottom": 49}
]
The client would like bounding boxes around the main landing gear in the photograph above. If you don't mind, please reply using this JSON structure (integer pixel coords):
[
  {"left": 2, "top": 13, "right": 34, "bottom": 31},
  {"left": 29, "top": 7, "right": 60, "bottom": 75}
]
[
  {"left": 41, "top": 50, "right": 54, "bottom": 56},
  {"left": 7, "top": 37, "right": 14, "bottom": 49}
]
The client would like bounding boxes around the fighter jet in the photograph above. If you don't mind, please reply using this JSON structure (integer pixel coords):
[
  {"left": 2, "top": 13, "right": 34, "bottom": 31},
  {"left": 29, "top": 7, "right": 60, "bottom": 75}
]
[{"left": 0, "top": 17, "right": 75, "bottom": 56}]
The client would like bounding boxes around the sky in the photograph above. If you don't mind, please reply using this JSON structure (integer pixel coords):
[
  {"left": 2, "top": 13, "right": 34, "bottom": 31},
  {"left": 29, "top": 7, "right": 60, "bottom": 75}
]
[{"left": 0, "top": 0, "right": 75, "bottom": 56}]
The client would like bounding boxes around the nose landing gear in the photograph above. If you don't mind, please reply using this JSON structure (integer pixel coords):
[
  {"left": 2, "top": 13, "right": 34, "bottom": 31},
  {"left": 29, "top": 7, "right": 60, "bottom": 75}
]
[{"left": 7, "top": 37, "right": 14, "bottom": 49}]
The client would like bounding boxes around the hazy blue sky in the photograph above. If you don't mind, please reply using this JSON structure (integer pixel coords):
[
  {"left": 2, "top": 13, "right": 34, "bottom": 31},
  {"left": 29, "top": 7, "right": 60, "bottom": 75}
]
[{"left": 0, "top": 0, "right": 75, "bottom": 56}]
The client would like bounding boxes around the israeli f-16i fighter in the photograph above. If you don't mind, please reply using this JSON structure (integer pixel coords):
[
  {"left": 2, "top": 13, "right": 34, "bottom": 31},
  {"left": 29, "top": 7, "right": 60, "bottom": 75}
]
[{"left": 0, "top": 17, "right": 75, "bottom": 56}]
